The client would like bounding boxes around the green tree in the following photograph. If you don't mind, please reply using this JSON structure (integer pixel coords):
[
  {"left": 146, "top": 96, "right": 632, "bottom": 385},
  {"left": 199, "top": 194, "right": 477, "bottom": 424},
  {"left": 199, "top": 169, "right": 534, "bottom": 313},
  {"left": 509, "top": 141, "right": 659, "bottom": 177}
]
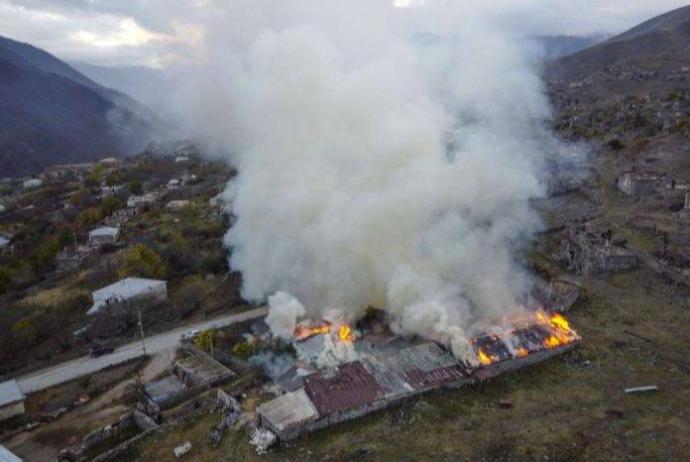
[
  {"left": 231, "top": 340, "right": 258, "bottom": 359},
  {"left": 31, "top": 239, "right": 60, "bottom": 272},
  {"left": 195, "top": 329, "right": 218, "bottom": 353},
  {"left": 118, "top": 244, "right": 167, "bottom": 279},
  {"left": 105, "top": 172, "right": 122, "bottom": 187},
  {"left": 77, "top": 207, "right": 103, "bottom": 230},
  {"left": 101, "top": 195, "right": 123, "bottom": 217},
  {"left": 128, "top": 181, "right": 143, "bottom": 195}
]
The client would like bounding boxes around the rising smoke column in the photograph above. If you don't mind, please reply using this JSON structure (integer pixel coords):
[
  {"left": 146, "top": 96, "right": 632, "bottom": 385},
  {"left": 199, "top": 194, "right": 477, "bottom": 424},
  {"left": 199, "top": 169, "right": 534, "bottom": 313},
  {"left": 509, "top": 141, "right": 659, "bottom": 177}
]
[{"left": 189, "top": 1, "right": 555, "bottom": 362}]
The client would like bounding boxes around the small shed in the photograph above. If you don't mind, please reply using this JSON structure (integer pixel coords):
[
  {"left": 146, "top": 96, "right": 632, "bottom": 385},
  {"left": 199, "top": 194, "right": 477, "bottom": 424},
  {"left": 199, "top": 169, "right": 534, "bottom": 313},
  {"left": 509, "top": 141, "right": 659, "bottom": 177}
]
[
  {"left": 89, "top": 277, "right": 167, "bottom": 315},
  {"left": 0, "top": 380, "right": 26, "bottom": 423},
  {"left": 88, "top": 227, "right": 120, "bottom": 246},
  {"left": 257, "top": 389, "right": 320, "bottom": 441}
]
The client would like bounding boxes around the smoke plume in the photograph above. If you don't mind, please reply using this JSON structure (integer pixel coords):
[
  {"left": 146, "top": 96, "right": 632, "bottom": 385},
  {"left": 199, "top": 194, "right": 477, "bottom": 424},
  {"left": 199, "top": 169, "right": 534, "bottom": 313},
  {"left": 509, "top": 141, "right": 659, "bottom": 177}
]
[{"left": 182, "top": 1, "right": 559, "bottom": 362}]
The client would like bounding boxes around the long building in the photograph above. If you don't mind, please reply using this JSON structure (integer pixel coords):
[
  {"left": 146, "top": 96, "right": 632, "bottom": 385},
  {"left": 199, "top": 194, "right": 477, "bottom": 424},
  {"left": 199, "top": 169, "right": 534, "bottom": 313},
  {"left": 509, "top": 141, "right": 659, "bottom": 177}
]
[{"left": 258, "top": 333, "right": 577, "bottom": 441}]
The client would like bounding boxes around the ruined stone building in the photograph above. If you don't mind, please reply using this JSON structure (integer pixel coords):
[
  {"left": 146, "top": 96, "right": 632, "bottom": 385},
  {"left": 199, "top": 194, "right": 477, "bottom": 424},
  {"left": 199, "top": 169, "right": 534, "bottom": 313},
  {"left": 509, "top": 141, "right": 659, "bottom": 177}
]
[
  {"left": 564, "top": 228, "right": 638, "bottom": 275},
  {"left": 617, "top": 172, "right": 670, "bottom": 198}
]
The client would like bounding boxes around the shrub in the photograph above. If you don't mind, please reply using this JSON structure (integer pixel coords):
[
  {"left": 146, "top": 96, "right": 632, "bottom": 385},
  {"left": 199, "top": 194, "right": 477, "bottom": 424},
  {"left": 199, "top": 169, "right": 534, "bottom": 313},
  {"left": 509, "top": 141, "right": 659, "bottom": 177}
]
[{"left": 118, "top": 244, "right": 167, "bottom": 279}]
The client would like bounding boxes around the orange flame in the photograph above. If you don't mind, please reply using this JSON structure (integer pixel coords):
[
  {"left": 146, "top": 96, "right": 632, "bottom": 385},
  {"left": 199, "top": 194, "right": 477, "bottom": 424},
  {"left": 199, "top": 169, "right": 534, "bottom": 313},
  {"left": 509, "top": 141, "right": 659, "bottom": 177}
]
[
  {"left": 475, "top": 311, "right": 578, "bottom": 366},
  {"left": 338, "top": 325, "right": 356, "bottom": 342},
  {"left": 294, "top": 322, "right": 331, "bottom": 341},
  {"left": 477, "top": 349, "right": 498, "bottom": 366}
]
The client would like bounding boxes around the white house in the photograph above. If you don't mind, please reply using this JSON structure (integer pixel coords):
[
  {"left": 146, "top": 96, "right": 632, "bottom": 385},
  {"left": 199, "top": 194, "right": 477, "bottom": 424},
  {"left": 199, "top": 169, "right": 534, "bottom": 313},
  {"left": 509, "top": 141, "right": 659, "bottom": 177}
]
[
  {"left": 0, "top": 204, "right": 6, "bottom": 214},
  {"left": 88, "top": 278, "right": 168, "bottom": 315},
  {"left": 127, "top": 192, "right": 158, "bottom": 208},
  {"left": 99, "top": 185, "right": 124, "bottom": 198},
  {"left": 166, "top": 200, "right": 191, "bottom": 211},
  {"left": 0, "top": 380, "right": 26, "bottom": 423},
  {"left": 0, "top": 445, "right": 23, "bottom": 462},
  {"left": 209, "top": 193, "right": 228, "bottom": 208},
  {"left": 167, "top": 178, "right": 183, "bottom": 190},
  {"left": 175, "top": 156, "right": 190, "bottom": 163},
  {"left": 22, "top": 179, "right": 43, "bottom": 190},
  {"left": 88, "top": 227, "right": 120, "bottom": 246}
]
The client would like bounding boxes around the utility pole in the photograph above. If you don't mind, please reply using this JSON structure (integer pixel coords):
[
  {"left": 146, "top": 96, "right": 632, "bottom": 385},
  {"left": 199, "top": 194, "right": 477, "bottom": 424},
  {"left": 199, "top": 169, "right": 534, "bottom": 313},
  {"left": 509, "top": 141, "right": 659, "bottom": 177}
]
[{"left": 137, "top": 307, "right": 147, "bottom": 355}]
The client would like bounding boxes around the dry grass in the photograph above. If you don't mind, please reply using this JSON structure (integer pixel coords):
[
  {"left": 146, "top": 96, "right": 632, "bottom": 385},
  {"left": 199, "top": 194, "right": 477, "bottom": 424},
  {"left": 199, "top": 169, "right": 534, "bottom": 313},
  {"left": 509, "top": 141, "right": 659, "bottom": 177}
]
[{"left": 122, "top": 265, "right": 690, "bottom": 462}]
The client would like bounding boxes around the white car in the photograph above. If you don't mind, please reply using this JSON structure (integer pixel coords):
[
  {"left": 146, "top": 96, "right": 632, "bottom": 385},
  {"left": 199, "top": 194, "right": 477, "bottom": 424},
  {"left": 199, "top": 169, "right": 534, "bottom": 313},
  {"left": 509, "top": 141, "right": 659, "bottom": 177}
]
[{"left": 182, "top": 329, "right": 200, "bottom": 341}]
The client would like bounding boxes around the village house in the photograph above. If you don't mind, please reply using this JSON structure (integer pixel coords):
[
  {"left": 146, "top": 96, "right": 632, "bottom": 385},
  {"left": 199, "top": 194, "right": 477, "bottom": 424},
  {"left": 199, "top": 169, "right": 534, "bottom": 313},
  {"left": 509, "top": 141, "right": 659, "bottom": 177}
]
[
  {"left": 22, "top": 178, "right": 43, "bottom": 190},
  {"left": 617, "top": 172, "right": 671, "bottom": 198},
  {"left": 166, "top": 200, "right": 191, "bottom": 211},
  {"left": 98, "top": 185, "right": 124, "bottom": 198},
  {"left": 663, "top": 179, "right": 690, "bottom": 204},
  {"left": 103, "top": 208, "right": 138, "bottom": 227},
  {"left": 564, "top": 228, "right": 638, "bottom": 275},
  {"left": 167, "top": 178, "right": 183, "bottom": 191},
  {"left": 0, "top": 445, "right": 23, "bottom": 462},
  {"left": 88, "top": 277, "right": 168, "bottom": 315},
  {"left": 127, "top": 192, "right": 158, "bottom": 208},
  {"left": 0, "top": 380, "right": 26, "bottom": 423},
  {"left": 209, "top": 193, "right": 227, "bottom": 209},
  {"left": 88, "top": 226, "right": 120, "bottom": 246},
  {"left": 167, "top": 175, "right": 198, "bottom": 191}
]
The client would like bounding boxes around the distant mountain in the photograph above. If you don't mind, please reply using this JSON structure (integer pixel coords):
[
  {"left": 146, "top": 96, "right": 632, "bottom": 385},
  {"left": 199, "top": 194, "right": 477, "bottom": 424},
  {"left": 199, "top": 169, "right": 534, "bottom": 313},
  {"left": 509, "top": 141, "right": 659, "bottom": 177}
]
[
  {"left": 546, "top": 5, "right": 690, "bottom": 81},
  {"left": 536, "top": 35, "right": 607, "bottom": 61},
  {"left": 71, "top": 62, "right": 173, "bottom": 116},
  {"left": 0, "top": 36, "right": 165, "bottom": 177}
]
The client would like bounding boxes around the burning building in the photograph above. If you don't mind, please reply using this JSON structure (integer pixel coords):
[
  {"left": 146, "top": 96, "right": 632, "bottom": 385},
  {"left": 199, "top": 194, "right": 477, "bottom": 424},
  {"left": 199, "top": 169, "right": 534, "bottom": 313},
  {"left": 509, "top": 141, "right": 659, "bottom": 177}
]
[{"left": 257, "top": 311, "right": 579, "bottom": 442}]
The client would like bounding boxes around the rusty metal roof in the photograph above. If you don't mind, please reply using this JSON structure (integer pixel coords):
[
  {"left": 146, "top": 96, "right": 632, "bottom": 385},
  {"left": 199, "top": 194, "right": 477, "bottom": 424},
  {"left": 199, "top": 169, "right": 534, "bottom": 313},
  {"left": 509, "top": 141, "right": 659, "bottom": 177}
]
[{"left": 304, "top": 361, "right": 384, "bottom": 416}]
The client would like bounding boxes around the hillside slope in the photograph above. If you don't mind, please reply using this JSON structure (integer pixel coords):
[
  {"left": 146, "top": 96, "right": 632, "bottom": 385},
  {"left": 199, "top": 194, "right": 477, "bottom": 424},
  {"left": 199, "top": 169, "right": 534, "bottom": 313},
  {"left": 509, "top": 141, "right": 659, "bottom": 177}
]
[
  {"left": 546, "top": 5, "right": 690, "bottom": 82},
  {"left": 0, "top": 36, "right": 163, "bottom": 177}
]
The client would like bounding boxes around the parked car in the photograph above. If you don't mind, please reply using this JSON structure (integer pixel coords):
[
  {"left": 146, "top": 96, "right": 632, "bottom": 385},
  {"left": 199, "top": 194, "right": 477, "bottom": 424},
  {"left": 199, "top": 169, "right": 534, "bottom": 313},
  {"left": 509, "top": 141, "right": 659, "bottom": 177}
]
[
  {"left": 182, "top": 329, "right": 201, "bottom": 341},
  {"left": 90, "top": 344, "right": 115, "bottom": 358}
]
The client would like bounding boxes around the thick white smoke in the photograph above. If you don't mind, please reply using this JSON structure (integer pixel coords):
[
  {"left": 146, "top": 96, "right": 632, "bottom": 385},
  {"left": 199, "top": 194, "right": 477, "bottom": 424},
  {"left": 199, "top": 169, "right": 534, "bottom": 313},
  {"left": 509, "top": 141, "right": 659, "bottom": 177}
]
[{"left": 182, "top": 1, "right": 557, "bottom": 361}]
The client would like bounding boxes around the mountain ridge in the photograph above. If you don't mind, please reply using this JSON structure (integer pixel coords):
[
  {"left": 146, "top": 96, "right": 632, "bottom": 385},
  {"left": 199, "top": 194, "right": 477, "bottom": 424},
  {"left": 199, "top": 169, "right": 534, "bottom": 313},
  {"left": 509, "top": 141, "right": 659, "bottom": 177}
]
[{"left": 0, "top": 35, "right": 165, "bottom": 177}]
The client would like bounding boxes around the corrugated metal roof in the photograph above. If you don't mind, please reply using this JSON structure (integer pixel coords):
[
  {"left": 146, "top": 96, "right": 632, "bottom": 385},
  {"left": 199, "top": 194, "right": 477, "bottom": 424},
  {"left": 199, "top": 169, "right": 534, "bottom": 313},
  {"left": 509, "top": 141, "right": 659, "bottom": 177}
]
[
  {"left": 88, "top": 226, "right": 120, "bottom": 237},
  {"left": 257, "top": 389, "right": 319, "bottom": 431},
  {"left": 304, "top": 361, "right": 384, "bottom": 416},
  {"left": 364, "top": 343, "right": 469, "bottom": 394},
  {"left": 0, "top": 380, "right": 24, "bottom": 407},
  {"left": 89, "top": 277, "right": 166, "bottom": 315},
  {"left": 0, "top": 446, "right": 22, "bottom": 462}
]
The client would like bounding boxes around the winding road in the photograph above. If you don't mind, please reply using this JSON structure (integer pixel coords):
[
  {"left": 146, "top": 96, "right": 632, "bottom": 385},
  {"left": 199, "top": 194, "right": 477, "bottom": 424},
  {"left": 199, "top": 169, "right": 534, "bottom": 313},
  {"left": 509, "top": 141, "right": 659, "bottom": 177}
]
[{"left": 16, "top": 307, "right": 268, "bottom": 395}]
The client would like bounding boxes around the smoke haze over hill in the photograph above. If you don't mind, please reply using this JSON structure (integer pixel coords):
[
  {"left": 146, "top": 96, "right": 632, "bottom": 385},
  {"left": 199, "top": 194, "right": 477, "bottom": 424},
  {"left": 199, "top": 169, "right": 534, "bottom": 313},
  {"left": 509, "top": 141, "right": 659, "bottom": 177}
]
[{"left": 158, "top": 0, "right": 572, "bottom": 362}]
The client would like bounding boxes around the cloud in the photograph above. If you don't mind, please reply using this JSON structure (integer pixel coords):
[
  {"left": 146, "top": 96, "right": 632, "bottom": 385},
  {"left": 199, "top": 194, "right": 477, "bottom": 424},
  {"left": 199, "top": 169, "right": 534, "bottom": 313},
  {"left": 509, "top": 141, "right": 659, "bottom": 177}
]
[{"left": 1, "top": 0, "right": 689, "bottom": 66}]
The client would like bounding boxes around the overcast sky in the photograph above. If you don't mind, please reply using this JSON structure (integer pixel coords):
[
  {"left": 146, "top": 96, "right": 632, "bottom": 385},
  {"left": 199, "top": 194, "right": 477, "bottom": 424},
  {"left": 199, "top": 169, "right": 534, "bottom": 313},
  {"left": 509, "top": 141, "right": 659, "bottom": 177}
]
[{"left": 0, "top": 0, "right": 688, "bottom": 67}]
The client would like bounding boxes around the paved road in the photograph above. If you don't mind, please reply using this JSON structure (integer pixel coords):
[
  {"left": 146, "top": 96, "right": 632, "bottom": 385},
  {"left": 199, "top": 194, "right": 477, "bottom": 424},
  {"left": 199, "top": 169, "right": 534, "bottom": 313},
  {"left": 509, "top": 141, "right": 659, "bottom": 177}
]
[{"left": 16, "top": 307, "right": 269, "bottom": 395}]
